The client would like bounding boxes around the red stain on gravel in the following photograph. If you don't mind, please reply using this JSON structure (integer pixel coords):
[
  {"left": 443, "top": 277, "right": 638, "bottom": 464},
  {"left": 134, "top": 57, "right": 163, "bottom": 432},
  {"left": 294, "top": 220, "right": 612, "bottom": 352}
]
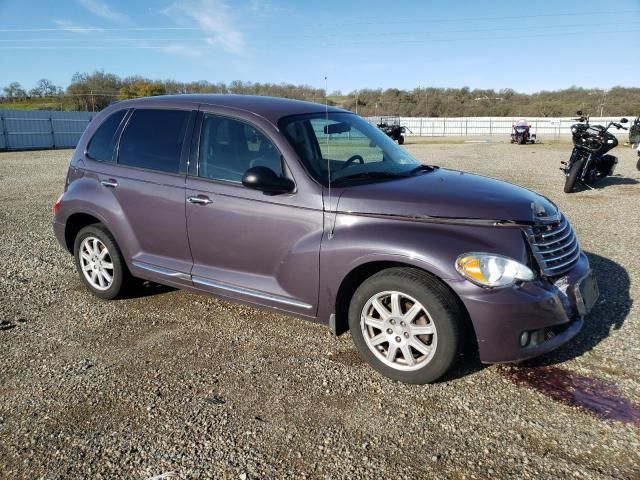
[{"left": 498, "top": 365, "right": 640, "bottom": 427}]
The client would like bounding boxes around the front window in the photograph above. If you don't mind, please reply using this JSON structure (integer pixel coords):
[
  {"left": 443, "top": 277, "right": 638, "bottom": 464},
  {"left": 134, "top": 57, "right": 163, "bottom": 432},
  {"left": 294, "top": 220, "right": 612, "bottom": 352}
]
[
  {"left": 279, "top": 112, "right": 421, "bottom": 186},
  {"left": 198, "top": 114, "right": 283, "bottom": 183}
]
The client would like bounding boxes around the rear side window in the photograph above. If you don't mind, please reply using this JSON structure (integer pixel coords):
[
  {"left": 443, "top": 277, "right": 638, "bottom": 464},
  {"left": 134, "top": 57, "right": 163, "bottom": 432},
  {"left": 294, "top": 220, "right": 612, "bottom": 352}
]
[
  {"left": 86, "top": 110, "right": 127, "bottom": 162},
  {"left": 118, "top": 109, "right": 190, "bottom": 173}
]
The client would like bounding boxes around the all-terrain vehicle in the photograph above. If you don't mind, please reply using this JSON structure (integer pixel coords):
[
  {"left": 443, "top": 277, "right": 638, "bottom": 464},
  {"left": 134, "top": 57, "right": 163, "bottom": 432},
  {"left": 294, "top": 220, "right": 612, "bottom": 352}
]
[
  {"left": 629, "top": 116, "right": 640, "bottom": 147},
  {"left": 377, "top": 116, "right": 411, "bottom": 144},
  {"left": 510, "top": 119, "right": 536, "bottom": 144},
  {"left": 628, "top": 117, "right": 640, "bottom": 171}
]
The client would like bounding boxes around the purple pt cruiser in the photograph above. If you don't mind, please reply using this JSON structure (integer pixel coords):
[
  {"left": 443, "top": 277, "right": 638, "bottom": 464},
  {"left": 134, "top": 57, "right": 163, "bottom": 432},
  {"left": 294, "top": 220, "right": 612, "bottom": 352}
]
[{"left": 53, "top": 95, "right": 598, "bottom": 383}]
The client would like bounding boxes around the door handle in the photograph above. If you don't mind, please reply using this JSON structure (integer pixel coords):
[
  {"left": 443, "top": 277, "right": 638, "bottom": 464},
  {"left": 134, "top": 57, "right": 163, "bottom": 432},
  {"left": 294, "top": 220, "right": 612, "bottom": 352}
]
[
  {"left": 187, "top": 195, "right": 212, "bottom": 205},
  {"left": 100, "top": 179, "right": 118, "bottom": 188}
]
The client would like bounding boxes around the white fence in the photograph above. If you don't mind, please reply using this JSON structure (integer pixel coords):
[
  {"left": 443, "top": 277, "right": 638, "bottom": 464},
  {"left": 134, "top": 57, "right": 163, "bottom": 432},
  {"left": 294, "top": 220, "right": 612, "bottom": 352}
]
[{"left": 367, "top": 116, "right": 634, "bottom": 139}]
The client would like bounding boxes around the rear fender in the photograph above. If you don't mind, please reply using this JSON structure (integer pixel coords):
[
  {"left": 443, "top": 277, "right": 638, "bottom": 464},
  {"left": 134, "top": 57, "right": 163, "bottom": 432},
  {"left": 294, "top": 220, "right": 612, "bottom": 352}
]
[{"left": 57, "top": 173, "right": 138, "bottom": 266}]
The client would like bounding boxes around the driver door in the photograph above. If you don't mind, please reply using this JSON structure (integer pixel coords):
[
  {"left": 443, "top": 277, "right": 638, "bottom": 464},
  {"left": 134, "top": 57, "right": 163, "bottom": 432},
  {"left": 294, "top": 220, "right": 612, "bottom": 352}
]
[{"left": 185, "top": 111, "right": 323, "bottom": 317}]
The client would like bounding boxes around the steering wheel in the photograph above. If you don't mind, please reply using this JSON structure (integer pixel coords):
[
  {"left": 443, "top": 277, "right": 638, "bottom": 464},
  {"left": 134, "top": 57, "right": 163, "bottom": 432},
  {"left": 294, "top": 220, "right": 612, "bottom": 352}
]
[{"left": 339, "top": 154, "right": 364, "bottom": 171}]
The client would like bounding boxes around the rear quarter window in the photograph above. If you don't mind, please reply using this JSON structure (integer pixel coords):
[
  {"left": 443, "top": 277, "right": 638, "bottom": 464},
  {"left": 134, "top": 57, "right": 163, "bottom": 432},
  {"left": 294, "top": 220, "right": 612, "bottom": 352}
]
[
  {"left": 118, "top": 109, "right": 190, "bottom": 174},
  {"left": 86, "top": 110, "right": 127, "bottom": 162}
]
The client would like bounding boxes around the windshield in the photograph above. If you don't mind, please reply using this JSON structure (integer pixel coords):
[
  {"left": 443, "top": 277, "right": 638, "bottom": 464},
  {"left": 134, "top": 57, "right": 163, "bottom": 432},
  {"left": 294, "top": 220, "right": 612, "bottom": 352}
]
[{"left": 279, "top": 112, "right": 421, "bottom": 186}]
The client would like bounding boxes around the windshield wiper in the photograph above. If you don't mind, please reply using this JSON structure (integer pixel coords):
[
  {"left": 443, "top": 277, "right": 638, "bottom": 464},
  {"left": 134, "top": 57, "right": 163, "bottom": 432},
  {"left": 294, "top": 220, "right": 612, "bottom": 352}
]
[
  {"left": 406, "top": 164, "right": 437, "bottom": 175},
  {"left": 331, "top": 171, "right": 406, "bottom": 185}
]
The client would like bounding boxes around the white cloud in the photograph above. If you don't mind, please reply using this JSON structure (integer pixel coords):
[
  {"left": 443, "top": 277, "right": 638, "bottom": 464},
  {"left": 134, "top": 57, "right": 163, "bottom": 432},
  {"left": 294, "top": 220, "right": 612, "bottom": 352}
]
[
  {"left": 157, "top": 44, "right": 204, "bottom": 58},
  {"left": 53, "top": 19, "right": 95, "bottom": 33},
  {"left": 162, "top": 0, "right": 246, "bottom": 55},
  {"left": 77, "top": 0, "right": 130, "bottom": 24}
]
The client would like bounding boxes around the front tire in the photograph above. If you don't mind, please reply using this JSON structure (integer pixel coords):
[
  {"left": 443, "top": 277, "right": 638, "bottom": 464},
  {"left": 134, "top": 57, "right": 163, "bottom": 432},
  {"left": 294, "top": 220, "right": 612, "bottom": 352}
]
[
  {"left": 73, "top": 224, "right": 132, "bottom": 300},
  {"left": 348, "top": 268, "right": 461, "bottom": 384},
  {"left": 398, "top": 135, "right": 405, "bottom": 145},
  {"left": 563, "top": 158, "right": 584, "bottom": 193}
]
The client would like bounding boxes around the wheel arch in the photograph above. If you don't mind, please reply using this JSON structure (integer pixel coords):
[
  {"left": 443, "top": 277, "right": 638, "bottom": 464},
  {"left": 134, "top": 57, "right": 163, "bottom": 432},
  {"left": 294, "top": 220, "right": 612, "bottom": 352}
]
[
  {"left": 63, "top": 212, "right": 104, "bottom": 254},
  {"left": 332, "top": 261, "right": 475, "bottom": 348}
]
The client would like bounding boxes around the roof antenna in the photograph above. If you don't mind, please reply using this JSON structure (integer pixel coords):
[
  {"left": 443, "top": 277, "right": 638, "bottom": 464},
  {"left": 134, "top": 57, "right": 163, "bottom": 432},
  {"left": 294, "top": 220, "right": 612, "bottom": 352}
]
[{"left": 325, "top": 75, "right": 333, "bottom": 238}]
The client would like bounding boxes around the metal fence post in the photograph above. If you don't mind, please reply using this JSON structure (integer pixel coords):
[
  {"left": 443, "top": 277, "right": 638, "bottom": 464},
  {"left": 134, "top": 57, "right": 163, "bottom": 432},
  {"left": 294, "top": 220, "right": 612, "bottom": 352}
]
[
  {"left": 489, "top": 118, "right": 492, "bottom": 136},
  {"left": 0, "top": 113, "right": 7, "bottom": 151},
  {"left": 420, "top": 118, "right": 423, "bottom": 137}
]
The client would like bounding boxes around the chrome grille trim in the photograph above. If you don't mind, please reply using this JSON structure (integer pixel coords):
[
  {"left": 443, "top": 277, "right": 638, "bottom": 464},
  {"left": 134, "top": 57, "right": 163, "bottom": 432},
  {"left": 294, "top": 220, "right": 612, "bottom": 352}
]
[{"left": 526, "top": 214, "right": 581, "bottom": 276}]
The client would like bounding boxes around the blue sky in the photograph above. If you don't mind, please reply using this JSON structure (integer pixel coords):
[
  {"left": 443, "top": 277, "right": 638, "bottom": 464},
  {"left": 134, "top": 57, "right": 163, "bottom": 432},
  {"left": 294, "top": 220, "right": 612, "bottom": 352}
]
[{"left": 0, "top": 0, "right": 639, "bottom": 93}]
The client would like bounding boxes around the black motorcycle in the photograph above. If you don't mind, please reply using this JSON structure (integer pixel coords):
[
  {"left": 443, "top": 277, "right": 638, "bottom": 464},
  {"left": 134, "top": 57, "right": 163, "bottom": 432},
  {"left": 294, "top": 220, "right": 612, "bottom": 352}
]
[{"left": 561, "top": 110, "right": 628, "bottom": 193}]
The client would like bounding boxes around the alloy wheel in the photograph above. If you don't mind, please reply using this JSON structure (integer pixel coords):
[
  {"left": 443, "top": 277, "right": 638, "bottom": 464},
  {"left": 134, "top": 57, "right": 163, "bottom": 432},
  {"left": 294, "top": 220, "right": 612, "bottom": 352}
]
[
  {"left": 360, "top": 290, "right": 438, "bottom": 371},
  {"left": 79, "top": 236, "right": 114, "bottom": 291}
]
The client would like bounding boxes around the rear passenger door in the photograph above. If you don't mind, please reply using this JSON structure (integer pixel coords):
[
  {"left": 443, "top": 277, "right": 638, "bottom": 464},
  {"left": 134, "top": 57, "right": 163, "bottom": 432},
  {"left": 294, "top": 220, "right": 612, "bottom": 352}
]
[
  {"left": 185, "top": 112, "right": 323, "bottom": 317},
  {"left": 84, "top": 108, "right": 194, "bottom": 283}
]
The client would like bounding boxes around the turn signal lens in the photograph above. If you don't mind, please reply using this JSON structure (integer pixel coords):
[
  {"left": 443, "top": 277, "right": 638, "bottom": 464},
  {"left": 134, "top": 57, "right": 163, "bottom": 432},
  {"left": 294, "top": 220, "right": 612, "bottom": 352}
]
[
  {"left": 455, "top": 253, "right": 535, "bottom": 288},
  {"left": 53, "top": 193, "right": 63, "bottom": 216}
]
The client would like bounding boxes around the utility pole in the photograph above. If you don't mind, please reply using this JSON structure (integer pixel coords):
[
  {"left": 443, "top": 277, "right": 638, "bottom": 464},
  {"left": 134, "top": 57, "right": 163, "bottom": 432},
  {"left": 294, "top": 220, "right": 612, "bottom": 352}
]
[
  {"left": 599, "top": 90, "right": 607, "bottom": 117},
  {"left": 355, "top": 89, "right": 358, "bottom": 115}
]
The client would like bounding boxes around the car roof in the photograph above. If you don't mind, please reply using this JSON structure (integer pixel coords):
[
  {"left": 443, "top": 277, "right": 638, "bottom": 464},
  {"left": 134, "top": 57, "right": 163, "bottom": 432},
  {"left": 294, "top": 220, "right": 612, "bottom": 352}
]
[{"left": 116, "top": 94, "right": 348, "bottom": 124}]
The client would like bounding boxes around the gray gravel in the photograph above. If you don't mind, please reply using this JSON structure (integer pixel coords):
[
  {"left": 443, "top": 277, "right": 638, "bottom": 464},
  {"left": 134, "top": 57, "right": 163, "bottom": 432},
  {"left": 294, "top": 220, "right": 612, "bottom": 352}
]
[{"left": 0, "top": 142, "right": 639, "bottom": 479}]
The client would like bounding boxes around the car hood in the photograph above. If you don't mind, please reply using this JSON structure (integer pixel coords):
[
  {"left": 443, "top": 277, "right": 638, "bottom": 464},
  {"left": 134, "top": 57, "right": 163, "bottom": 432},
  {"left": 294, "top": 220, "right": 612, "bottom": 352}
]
[{"left": 334, "top": 168, "right": 557, "bottom": 224}]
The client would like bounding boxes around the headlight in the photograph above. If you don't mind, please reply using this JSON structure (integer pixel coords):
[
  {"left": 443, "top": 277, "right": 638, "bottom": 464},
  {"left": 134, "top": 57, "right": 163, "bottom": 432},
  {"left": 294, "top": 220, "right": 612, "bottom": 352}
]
[{"left": 455, "top": 253, "right": 535, "bottom": 288}]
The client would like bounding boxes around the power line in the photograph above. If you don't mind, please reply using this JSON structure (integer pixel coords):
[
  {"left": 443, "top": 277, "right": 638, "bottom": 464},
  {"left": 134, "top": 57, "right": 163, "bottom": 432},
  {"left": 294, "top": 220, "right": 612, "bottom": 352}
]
[
  {"left": 303, "top": 9, "right": 640, "bottom": 27},
  {"left": 0, "top": 9, "right": 637, "bottom": 33},
  {"left": 0, "top": 29, "right": 637, "bottom": 49},
  {"left": 0, "top": 27, "right": 197, "bottom": 33}
]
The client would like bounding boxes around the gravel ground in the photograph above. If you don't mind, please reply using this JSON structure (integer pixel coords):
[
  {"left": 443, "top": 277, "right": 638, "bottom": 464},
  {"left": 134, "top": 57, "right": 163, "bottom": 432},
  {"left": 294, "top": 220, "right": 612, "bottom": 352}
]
[{"left": 0, "top": 142, "right": 639, "bottom": 479}]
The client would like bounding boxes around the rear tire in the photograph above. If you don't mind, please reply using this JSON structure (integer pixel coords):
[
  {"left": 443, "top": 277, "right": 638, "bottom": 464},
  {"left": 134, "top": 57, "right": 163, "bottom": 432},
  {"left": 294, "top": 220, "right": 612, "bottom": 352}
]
[
  {"left": 563, "top": 159, "right": 584, "bottom": 193},
  {"left": 636, "top": 155, "right": 640, "bottom": 171},
  {"left": 348, "top": 268, "right": 461, "bottom": 384},
  {"left": 73, "top": 224, "right": 132, "bottom": 300}
]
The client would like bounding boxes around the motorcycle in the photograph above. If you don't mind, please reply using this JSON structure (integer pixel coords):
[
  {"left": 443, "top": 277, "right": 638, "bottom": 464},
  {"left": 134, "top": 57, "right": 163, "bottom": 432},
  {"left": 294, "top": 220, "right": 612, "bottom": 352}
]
[
  {"left": 561, "top": 110, "right": 628, "bottom": 193},
  {"left": 510, "top": 119, "right": 536, "bottom": 144}
]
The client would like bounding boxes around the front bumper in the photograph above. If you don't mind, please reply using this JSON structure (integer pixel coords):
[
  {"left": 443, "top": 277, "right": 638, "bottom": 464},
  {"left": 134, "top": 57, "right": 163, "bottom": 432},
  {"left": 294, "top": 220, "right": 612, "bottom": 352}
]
[{"left": 450, "top": 252, "right": 593, "bottom": 363}]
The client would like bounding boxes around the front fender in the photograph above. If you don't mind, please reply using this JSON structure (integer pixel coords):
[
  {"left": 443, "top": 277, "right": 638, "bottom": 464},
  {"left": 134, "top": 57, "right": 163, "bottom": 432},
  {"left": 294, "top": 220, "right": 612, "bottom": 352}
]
[{"left": 317, "top": 213, "right": 528, "bottom": 323}]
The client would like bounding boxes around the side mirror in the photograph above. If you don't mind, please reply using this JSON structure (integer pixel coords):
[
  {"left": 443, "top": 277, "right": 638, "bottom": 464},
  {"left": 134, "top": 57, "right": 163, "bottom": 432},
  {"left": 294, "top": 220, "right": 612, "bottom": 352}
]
[
  {"left": 242, "top": 166, "right": 294, "bottom": 194},
  {"left": 620, "top": 118, "right": 628, "bottom": 123}
]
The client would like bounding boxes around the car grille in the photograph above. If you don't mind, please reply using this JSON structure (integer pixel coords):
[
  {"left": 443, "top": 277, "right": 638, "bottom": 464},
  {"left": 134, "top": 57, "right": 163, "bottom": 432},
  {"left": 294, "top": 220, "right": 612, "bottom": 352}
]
[{"left": 528, "top": 214, "right": 581, "bottom": 277}]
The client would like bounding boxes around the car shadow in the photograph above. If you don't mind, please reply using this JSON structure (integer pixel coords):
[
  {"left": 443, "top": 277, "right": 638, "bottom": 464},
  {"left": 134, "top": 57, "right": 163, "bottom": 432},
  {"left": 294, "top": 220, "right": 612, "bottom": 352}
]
[
  {"left": 118, "top": 280, "right": 176, "bottom": 299},
  {"left": 521, "top": 251, "right": 631, "bottom": 367}
]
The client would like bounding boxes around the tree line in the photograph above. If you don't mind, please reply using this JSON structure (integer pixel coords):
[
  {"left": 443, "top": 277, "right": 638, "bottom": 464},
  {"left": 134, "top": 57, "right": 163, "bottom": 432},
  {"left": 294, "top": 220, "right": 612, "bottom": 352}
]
[{"left": 2, "top": 71, "right": 639, "bottom": 117}]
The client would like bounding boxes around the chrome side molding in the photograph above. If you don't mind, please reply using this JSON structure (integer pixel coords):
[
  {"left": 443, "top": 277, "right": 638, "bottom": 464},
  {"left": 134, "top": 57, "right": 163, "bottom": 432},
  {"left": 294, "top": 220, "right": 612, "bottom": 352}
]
[
  {"left": 132, "top": 261, "right": 191, "bottom": 282},
  {"left": 192, "top": 275, "right": 313, "bottom": 310},
  {"left": 132, "top": 260, "right": 312, "bottom": 310}
]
